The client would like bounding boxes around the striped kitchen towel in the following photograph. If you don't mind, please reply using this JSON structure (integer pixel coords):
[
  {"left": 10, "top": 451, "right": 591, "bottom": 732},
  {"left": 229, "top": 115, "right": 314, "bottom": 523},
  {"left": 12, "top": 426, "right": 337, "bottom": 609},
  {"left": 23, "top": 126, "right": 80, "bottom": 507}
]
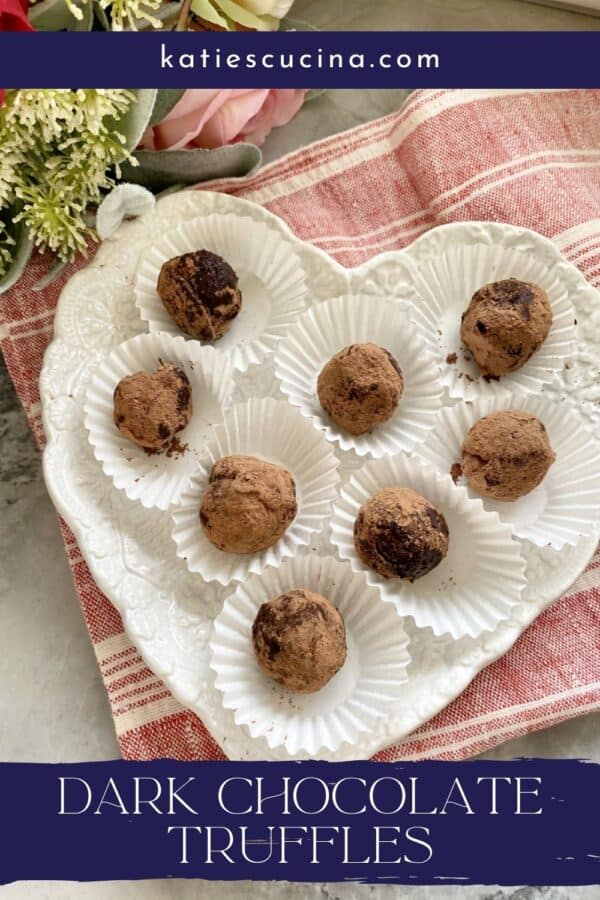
[{"left": 2, "top": 89, "right": 600, "bottom": 761}]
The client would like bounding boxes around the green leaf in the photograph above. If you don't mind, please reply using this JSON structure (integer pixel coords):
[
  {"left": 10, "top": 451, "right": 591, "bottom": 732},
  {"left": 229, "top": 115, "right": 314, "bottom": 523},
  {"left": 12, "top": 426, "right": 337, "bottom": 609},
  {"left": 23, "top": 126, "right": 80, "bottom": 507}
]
[
  {"left": 72, "top": 0, "right": 94, "bottom": 27},
  {"left": 29, "top": 0, "right": 94, "bottom": 31},
  {"left": 134, "top": 0, "right": 180, "bottom": 29},
  {"left": 149, "top": 90, "right": 186, "bottom": 127},
  {"left": 119, "top": 143, "right": 262, "bottom": 192},
  {"left": 0, "top": 216, "right": 34, "bottom": 296},
  {"left": 115, "top": 89, "right": 158, "bottom": 154}
]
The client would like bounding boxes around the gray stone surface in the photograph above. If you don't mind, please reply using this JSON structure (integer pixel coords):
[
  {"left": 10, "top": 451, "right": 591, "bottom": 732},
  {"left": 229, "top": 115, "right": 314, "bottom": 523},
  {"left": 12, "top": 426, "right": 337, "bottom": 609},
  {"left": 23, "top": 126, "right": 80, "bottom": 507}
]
[
  {"left": 2, "top": 3, "right": 600, "bottom": 894},
  {"left": 2, "top": 881, "right": 600, "bottom": 898}
]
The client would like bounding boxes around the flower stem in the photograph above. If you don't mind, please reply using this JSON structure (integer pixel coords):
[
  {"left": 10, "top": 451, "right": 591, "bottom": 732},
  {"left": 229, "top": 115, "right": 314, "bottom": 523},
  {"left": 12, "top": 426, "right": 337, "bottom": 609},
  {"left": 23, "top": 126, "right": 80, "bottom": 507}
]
[{"left": 175, "top": 0, "right": 191, "bottom": 31}]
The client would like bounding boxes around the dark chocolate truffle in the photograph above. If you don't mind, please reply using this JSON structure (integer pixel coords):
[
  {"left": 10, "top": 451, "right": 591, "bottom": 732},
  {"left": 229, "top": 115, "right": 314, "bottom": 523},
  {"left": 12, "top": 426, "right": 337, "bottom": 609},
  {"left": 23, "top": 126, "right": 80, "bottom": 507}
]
[
  {"left": 157, "top": 249, "right": 242, "bottom": 342},
  {"left": 113, "top": 363, "right": 192, "bottom": 451},
  {"left": 317, "top": 342, "right": 404, "bottom": 435},
  {"left": 252, "top": 589, "right": 346, "bottom": 693},
  {"left": 354, "top": 486, "right": 449, "bottom": 581},
  {"left": 460, "top": 279, "right": 552, "bottom": 377},
  {"left": 462, "top": 410, "right": 556, "bottom": 502},
  {"left": 200, "top": 455, "right": 297, "bottom": 554}
]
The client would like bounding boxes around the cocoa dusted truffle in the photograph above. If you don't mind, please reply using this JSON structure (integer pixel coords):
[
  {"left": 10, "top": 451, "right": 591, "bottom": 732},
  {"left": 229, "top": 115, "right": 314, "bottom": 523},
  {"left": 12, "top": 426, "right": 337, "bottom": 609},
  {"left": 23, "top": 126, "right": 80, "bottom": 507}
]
[
  {"left": 200, "top": 455, "right": 297, "bottom": 554},
  {"left": 460, "top": 279, "right": 552, "bottom": 377},
  {"left": 462, "top": 410, "right": 556, "bottom": 502},
  {"left": 354, "top": 486, "right": 449, "bottom": 581},
  {"left": 317, "top": 343, "right": 404, "bottom": 435},
  {"left": 157, "top": 249, "right": 242, "bottom": 342},
  {"left": 113, "top": 363, "right": 192, "bottom": 451},
  {"left": 252, "top": 589, "right": 347, "bottom": 693}
]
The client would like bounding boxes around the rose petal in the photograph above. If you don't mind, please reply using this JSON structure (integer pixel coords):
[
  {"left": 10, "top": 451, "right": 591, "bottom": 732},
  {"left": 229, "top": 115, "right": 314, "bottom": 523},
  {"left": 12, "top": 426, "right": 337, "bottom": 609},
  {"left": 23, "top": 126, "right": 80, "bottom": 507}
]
[
  {"left": 143, "top": 88, "right": 306, "bottom": 152},
  {"left": 266, "top": 0, "right": 295, "bottom": 16},
  {"left": 152, "top": 90, "right": 237, "bottom": 150},
  {"left": 192, "top": 90, "right": 268, "bottom": 148},
  {"left": 241, "top": 89, "right": 306, "bottom": 146},
  {"left": 0, "top": 0, "right": 34, "bottom": 29}
]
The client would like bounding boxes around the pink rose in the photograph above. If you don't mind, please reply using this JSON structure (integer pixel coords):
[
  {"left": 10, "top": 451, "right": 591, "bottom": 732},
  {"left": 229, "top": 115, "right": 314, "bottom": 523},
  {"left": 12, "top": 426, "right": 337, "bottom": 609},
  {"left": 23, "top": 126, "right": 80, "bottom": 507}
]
[{"left": 141, "top": 89, "right": 306, "bottom": 151}]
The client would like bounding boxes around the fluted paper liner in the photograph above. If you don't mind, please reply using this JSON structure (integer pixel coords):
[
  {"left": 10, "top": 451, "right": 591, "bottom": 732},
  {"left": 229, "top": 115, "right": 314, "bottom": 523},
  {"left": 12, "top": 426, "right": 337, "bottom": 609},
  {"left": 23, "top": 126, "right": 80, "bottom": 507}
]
[
  {"left": 210, "top": 553, "right": 411, "bottom": 756},
  {"left": 171, "top": 398, "right": 340, "bottom": 586},
  {"left": 134, "top": 213, "right": 309, "bottom": 372},
  {"left": 404, "top": 222, "right": 577, "bottom": 401},
  {"left": 330, "top": 453, "right": 527, "bottom": 639},
  {"left": 84, "top": 333, "right": 234, "bottom": 511},
  {"left": 415, "top": 393, "right": 600, "bottom": 550},
  {"left": 274, "top": 294, "right": 444, "bottom": 458}
]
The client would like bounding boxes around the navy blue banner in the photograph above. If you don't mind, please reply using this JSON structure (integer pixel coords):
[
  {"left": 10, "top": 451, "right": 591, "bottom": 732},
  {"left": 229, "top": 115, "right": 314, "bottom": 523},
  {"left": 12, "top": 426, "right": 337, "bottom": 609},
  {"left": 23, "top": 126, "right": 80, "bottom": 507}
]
[
  {"left": 1, "top": 759, "right": 599, "bottom": 885},
  {"left": 0, "top": 32, "right": 599, "bottom": 88}
]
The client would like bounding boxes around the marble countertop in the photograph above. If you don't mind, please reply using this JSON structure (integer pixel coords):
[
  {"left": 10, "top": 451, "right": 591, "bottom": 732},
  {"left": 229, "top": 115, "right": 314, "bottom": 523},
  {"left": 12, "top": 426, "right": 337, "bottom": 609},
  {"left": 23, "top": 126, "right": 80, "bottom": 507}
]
[{"left": 2, "top": 3, "right": 600, "bottom": 897}]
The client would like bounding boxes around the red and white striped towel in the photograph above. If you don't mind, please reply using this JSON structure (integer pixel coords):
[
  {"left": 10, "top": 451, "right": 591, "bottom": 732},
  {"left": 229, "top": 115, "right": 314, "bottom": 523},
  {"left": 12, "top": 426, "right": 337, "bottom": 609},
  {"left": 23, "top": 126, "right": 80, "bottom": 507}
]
[{"left": 2, "top": 89, "right": 600, "bottom": 761}]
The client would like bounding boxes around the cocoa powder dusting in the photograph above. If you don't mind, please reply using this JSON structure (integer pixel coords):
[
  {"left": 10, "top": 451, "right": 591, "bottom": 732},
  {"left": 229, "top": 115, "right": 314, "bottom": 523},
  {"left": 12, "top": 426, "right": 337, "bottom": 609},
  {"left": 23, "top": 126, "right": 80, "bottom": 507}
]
[
  {"left": 461, "top": 410, "right": 556, "bottom": 501},
  {"left": 460, "top": 279, "right": 552, "bottom": 378},
  {"left": 354, "top": 486, "right": 449, "bottom": 581},
  {"left": 252, "top": 590, "right": 346, "bottom": 694},
  {"left": 450, "top": 462, "right": 463, "bottom": 484}
]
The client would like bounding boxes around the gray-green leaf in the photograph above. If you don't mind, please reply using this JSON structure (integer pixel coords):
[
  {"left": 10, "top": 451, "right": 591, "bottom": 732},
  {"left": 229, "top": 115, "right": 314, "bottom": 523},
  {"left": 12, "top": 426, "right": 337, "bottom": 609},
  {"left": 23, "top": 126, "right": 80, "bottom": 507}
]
[
  {"left": 32, "top": 257, "right": 69, "bottom": 292},
  {"left": 0, "top": 218, "right": 34, "bottom": 296},
  {"left": 29, "top": 0, "right": 93, "bottom": 30},
  {"left": 116, "top": 89, "right": 158, "bottom": 155},
  {"left": 149, "top": 90, "right": 186, "bottom": 127},
  {"left": 120, "top": 143, "right": 262, "bottom": 192},
  {"left": 135, "top": 0, "right": 180, "bottom": 29}
]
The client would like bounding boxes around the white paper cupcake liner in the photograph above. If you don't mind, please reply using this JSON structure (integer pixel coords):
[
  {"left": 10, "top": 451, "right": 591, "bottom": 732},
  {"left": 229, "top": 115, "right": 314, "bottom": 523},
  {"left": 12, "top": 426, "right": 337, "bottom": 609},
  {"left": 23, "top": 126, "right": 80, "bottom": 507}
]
[
  {"left": 415, "top": 393, "right": 600, "bottom": 550},
  {"left": 330, "top": 454, "right": 527, "bottom": 639},
  {"left": 134, "top": 213, "right": 309, "bottom": 373},
  {"left": 273, "top": 294, "right": 444, "bottom": 458},
  {"left": 404, "top": 222, "right": 577, "bottom": 400},
  {"left": 84, "top": 333, "right": 234, "bottom": 511},
  {"left": 210, "top": 553, "right": 411, "bottom": 756},
  {"left": 171, "top": 398, "right": 340, "bottom": 586}
]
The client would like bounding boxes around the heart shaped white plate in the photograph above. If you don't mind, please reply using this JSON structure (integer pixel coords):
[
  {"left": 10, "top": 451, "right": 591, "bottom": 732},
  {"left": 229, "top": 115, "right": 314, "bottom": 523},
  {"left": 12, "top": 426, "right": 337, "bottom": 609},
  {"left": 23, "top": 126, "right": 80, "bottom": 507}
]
[{"left": 40, "top": 191, "right": 600, "bottom": 760}]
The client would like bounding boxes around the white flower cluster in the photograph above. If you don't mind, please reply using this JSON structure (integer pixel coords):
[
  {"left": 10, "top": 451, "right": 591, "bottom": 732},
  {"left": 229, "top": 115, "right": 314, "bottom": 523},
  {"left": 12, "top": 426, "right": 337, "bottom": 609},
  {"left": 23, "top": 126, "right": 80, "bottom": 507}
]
[{"left": 0, "top": 89, "right": 135, "bottom": 278}]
